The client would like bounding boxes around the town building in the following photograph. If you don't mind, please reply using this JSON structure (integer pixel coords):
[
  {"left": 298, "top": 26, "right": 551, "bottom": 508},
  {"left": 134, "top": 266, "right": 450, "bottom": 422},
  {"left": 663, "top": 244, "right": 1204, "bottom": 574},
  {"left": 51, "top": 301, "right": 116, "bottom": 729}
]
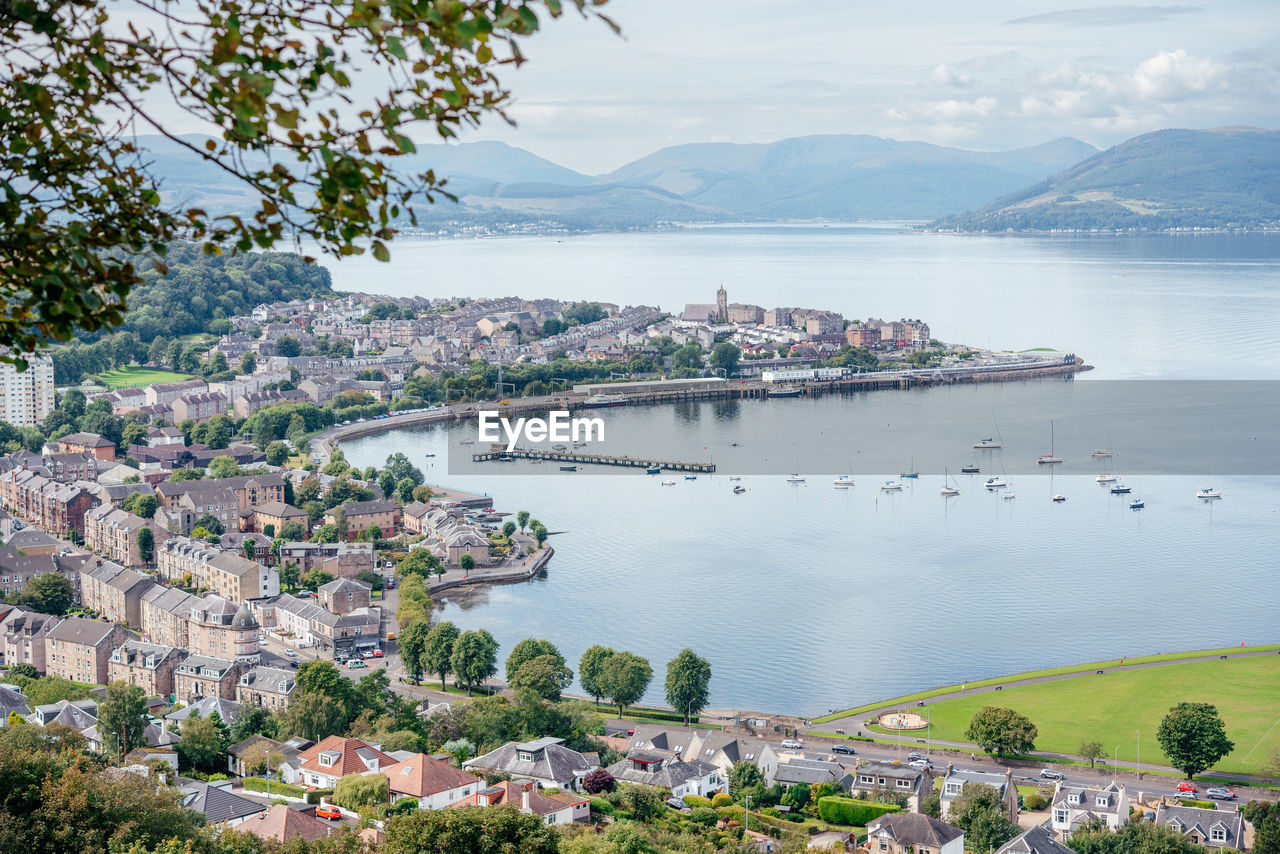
[
  {"left": 1, "top": 608, "right": 60, "bottom": 673},
  {"left": 248, "top": 501, "right": 309, "bottom": 537},
  {"left": 186, "top": 596, "right": 261, "bottom": 663},
  {"left": 318, "top": 577, "right": 371, "bottom": 614},
  {"left": 146, "top": 379, "right": 208, "bottom": 407},
  {"left": 382, "top": 753, "right": 483, "bottom": 809},
  {"left": 139, "top": 586, "right": 201, "bottom": 649},
  {"left": 846, "top": 324, "right": 882, "bottom": 348},
  {"left": 156, "top": 536, "right": 279, "bottom": 603},
  {"left": 171, "top": 392, "right": 229, "bottom": 424},
  {"left": 0, "top": 468, "right": 100, "bottom": 537},
  {"left": 324, "top": 499, "right": 399, "bottom": 541},
  {"left": 464, "top": 737, "right": 599, "bottom": 791},
  {"left": 0, "top": 352, "right": 55, "bottom": 427},
  {"left": 277, "top": 541, "right": 375, "bottom": 578},
  {"left": 1049, "top": 782, "right": 1128, "bottom": 839},
  {"left": 84, "top": 506, "right": 158, "bottom": 569},
  {"left": 43, "top": 616, "right": 129, "bottom": 684},
  {"left": 236, "top": 665, "right": 296, "bottom": 711},
  {"left": 866, "top": 812, "right": 965, "bottom": 854},
  {"left": 78, "top": 558, "right": 153, "bottom": 627},
  {"left": 174, "top": 654, "right": 246, "bottom": 702},
  {"left": 1154, "top": 802, "right": 1246, "bottom": 850},
  {"left": 57, "top": 432, "right": 117, "bottom": 461},
  {"left": 108, "top": 640, "right": 185, "bottom": 698}
]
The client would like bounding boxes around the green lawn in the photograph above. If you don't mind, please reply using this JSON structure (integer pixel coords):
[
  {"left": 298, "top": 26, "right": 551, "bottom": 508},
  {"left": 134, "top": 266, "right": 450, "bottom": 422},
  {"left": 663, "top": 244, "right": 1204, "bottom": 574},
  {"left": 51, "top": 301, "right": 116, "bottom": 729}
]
[
  {"left": 911, "top": 656, "right": 1280, "bottom": 776},
  {"left": 96, "top": 365, "right": 194, "bottom": 389},
  {"left": 811, "top": 644, "right": 1280, "bottom": 723}
]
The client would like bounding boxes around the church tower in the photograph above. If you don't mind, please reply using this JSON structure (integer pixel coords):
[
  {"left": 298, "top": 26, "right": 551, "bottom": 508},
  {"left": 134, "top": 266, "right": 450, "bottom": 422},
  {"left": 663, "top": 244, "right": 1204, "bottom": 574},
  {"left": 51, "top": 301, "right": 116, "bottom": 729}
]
[{"left": 716, "top": 286, "right": 727, "bottom": 323}]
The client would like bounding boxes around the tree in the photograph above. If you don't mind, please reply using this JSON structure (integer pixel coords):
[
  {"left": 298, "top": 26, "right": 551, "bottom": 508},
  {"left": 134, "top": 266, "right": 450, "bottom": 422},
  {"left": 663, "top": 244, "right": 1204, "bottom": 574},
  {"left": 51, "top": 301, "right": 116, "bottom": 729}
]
[
  {"left": 176, "top": 712, "right": 226, "bottom": 772},
  {"left": 781, "top": 782, "right": 810, "bottom": 810},
  {"left": 459, "top": 553, "right": 476, "bottom": 571},
  {"left": 131, "top": 493, "right": 158, "bottom": 519},
  {"left": 383, "top": 804, "right": 561, "bottom": 854},
  {"left": 509, "top": 655, "right": 574, "bottom": 701},
  {"left": 424, "top": 621, "right": 461, "bottom": 690},
  {"left": 265, "top": 442, "right": 290, "bottom": 466},
  {"left": 451, "top": 629, "right": 499, "bottom": 696},
  {"left": 599, "top": 650, "right": 653, "bottom": 717},
  {"left": 334, "top": 772, "right": 390, "bottom": 809},
  {"left": 99, "top": 681, "right": 148, "bottom": 756},
  {"left": 136, "top": 526, "right": 155, "bottom": 566},
  {"left": 241, "top": 536, "right": 258, "bottom": 561},
  {"left": 1156, "top": 702, "right": 1235, "bottom": 778},
  {"left": 505, "top": 638, "right": 563, "bottom": 682},
  {"left": 947, "top": 782, "right": 1019, "bottom": 851},
  {"left": 280, "top": 521, "right": 307, "bottom": 542},
  {"left": 279, "top": 559, "right": 301, "bottom": 590},
  {"left": 8, "top": 662, "right": 38, "bottom": 680},
  {"left": 279, "top": 691, "right": 349, "bottom": 742},
  {"left": 1066, "top": 817, "right": 1213, "bottom": 853},
  {"left": 502, "top": 520, "right": 517, "bottom": 537},
  {"left": 229, "top": 706, "right": 275, "bottom": 744},
  {"left": 192, "top": 512, "right": 225, "bottom": 536},
  {"left": 1079, "top": 740, "right": 1105, "bottom": 768},
  {"left": 239, "top": 352, "right": 258, "bottom": 375},
  {"left": 312, "top": 523, "right": 342, "bottom": 543},
  {"left": 664, "top": 648, "right": 711, "bottom": 726},
  {"left": 398, "top": 619, "right": 432, "bottom": 682},
  {"left": 728, "top": 760, "right": 764, "bottom": 798},
  {"left": 579, "top": 644, "right": 615, "bottom": 705},
  {"left": 966, "top": 706, "right": 1038, "bottom": 756},
  {"left": 583, "top": 769, "right": 616, "bottom": 795},
  {"left": 517, "top": 510, "right": 531, "bottom": 533},
  {"left": 301, "top": 568, "right": 334, "bottom": 591},
  {"left": 207, "top": 455, "right": 240, "bottom": 479},
  {"left": 275, "top": 336, "right": 302, "bottom": 358},
  {"left": 1244, "top": 800, "right": 1280, "bottom": 854},
  {"left": 9, "top": 572, "right": 76, "bottom": 615},
  {"left": 709, "top": 341, "right": 741, "bottom": 376},
  {"left": 672, "top": 343, "right": 704, "bottom": 370}
]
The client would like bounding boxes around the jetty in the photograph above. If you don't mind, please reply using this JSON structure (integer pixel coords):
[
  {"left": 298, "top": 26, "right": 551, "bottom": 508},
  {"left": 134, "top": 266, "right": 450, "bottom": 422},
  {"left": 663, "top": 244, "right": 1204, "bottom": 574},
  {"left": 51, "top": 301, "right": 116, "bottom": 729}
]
[{"left": 473, "top": 448, "right": 715, "bottom": 473}]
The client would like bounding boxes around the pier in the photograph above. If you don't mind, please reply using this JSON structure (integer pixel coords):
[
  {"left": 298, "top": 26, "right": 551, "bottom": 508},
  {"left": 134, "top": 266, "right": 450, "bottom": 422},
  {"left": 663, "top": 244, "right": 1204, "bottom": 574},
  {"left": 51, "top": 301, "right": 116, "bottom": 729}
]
[{"left": 473, "top": 448, "right": 716, "bottom": 472}]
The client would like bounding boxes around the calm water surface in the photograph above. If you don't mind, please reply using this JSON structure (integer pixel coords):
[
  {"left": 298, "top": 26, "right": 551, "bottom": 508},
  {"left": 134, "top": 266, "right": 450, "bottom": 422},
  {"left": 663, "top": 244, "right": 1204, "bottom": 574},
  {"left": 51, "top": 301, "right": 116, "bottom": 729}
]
[{"left": 332, "top": 229, "right": 1280, "bottom": 714}]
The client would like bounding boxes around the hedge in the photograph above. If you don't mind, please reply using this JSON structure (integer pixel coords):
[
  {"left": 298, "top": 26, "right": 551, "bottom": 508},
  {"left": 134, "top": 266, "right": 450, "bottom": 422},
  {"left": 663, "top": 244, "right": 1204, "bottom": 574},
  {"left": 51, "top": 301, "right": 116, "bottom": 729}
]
[
  {"left": 1178, "top": 798, "right": 1217, "bottom": 810},
  {"left": 305, "top": 788, "right": 335, "bottom": 805},
  {"left": 817, "top": 797, "right": 900, "bottom": 826},
  {"left": 243, "top": 778, "right": 306, "bottom": 798},
  {"left": 715, "top": 806, "right": 807, "bottom": 838},
  {"left": 589, "top": 797, "right": 616, "bottom": 816},
  {"left": 711, "top": 793, "right": 733, "bottom": 808}
]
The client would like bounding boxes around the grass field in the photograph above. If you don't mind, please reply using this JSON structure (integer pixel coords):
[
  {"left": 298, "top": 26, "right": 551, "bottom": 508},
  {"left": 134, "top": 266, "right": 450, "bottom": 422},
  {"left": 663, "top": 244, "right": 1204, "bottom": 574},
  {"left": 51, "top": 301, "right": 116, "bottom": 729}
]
[
  {"left": 900, "top": 656, "right": 1280, "bottom": 776},
  {"left": 96, "top": 366, "right": 194, "bottom": 389}
]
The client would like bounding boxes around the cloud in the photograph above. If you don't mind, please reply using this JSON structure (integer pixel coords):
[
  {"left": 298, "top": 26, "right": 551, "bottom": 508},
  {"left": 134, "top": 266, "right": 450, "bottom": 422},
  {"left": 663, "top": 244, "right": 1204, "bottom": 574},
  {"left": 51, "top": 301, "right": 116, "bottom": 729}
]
[
  {"left": 1006, "top": 5, "right": 1201, "bottom": 26},
  {"left": 931, "top": 63, "right": 973, "bottom": 88},
  {"left": 1131, "top": 49, "right": 1228, "bottom": 100},
  {"left": 923, "top": 96, "right": 999, "bottom": 120}
]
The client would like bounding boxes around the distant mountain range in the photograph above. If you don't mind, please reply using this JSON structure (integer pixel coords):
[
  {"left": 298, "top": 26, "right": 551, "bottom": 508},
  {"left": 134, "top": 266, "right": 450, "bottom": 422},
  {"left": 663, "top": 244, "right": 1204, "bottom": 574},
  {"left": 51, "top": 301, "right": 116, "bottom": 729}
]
[
  {"left": 930, "top": 128, "right": 1280, "bottom": 231},
  {"left": 134, "top": 128, "right": 1279, "bottom": 233}
]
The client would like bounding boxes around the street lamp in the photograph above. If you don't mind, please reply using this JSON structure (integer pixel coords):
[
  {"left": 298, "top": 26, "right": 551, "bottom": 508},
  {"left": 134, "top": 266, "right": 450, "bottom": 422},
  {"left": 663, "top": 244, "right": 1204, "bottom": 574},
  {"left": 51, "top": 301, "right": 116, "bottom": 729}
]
[{"left": 1135, "top": 730, "right": 1141, "bottom": 780}]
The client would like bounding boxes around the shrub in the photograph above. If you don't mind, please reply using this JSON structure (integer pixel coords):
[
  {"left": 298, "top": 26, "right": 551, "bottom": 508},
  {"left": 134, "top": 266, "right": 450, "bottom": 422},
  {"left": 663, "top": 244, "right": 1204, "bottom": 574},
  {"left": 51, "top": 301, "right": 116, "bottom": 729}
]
[
  {"left": 817, "top": 796, "right": 901, "bottom": 826},
  {"left": 589, "top": 797, "right": 616, "bottom": 816},
  {"left": 1024, "top": 792, "right": 1048, "bottom": 811},
  {"left": 683, "top": 794, "right": 712, "bottom": 809},
  {"left": 711, "top": 793, "right": 733, "bottom": 808},
  {"left": 786, "top": 813, "right": 806, "bottom": 823},
  {"left": 305, "top": 788, "right": 334, "bottom": 804},
  {"left": 690, "top": 807, "right": 718, "bottom": 826},
  {"left": 760, "top": 807, "right": 781, "bottom": 818},
  {"left": 1179, "top": 798, "right": 1217, "bottom": 810},
  {"left": 243, "top": 778, "right": 306, "bottom": 798}
]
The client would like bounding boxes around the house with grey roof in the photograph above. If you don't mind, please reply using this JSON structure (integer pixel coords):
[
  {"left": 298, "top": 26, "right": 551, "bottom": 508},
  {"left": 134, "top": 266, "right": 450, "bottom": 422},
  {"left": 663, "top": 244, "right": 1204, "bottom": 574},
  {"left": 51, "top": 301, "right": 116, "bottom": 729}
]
[
  {"left": 79, "top": 558, "right": 154, "bottom": 626},
  {"left": 623, "top": 725, "right": 700, "bottom": 759},
  {"left": 108, "top": 639, "right": 184, "bottom": 699},
  {"left": 1049, "top": 781, "right": 1128, "bottom": 838},
  {"left": 166, "top": 695, "right": 244, "bottom": 725},
  {"left": 940, "top": 766, "right": 1018, "bottom": 824},
  {"left": 174, "top": 654, "right": 246, "bottom": 702},
  {"left": 605, "top": 749, "right": 727, "bottom": 799},
  {"left": 997, "top": 823, "right": 1076, "bottom": 854},
  {"left": 867, "top": 812, "right": 965, "bottom": 854},
  {"left": 1, "top": 607, "right": 59, "bottom": 673},
  {"left": 850, "top": 760, "right": 935, "bottom": 812},
  {"left": 177, "top": 777, "right": 265, "bottom": 827},
  {"left": 685, "top": 730, "right": 770, "bottom": 776},
  {"left": 44, "top": 616, "right": 129, "bottom": 684},
  {"left": 1154, "top": 801, "right": 1246, "bottom": 850},
  {"left": 237, "top": 665, "right": 296, "bottom": 711},
  {"left": 767, "top": 755, "right": 853, "bottom": 791},
  {"left": 27, "top": 697, "right": 99, "bottom": 728},
  {"left": 0, "top": 683, "right": 31, "bottom": 724},
  {"left": 464, "top": 737, "right": 599, "bottom": 791}
]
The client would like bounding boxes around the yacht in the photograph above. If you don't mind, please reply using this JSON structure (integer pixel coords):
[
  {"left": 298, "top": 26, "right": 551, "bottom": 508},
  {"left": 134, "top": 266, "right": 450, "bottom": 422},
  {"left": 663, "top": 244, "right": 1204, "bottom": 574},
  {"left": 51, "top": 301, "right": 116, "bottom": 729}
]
[
  {"left": 729, "top": 476, "right": 742, "bottom": 481},
  {"left": 559, "top": 465, "right": 577, "bottom": 472},
  {"left": 1091, "top": 448, "right": 1115, "bottom": 458},
  {"left": 769, "top": 386, "right": 802, "bottom": 398},
  {"left": 1109, "top": 483, "right": 1132, "bottom": 494},
  {"left": 661, "top": 479, "right": 676, "bottom": 486},
  {"left": 684, "top": 475, "right": 697, "bottom": 481},
  {"left": 880, "top": 480, "right": 903, "bottom": 491},
  {"left": 1002, "top": 490, "right": 1017, "bottom": 500},
  {"left": 552, "top": 443, "right": 567, "bottom": 451},
  {"left": 940, "top": 467, "right": 960, "bottom": 496},
  {"left": 1052, "top": 494, "right": 1067, "bottom": 502},
  {"left": 424, "top": 452, "right": 435, "bottom": 458},
  {"left": 786, "top": 474, "right": 806, "bottom": 483},
  {"left": 646, "top": 466, "right": 661, "bottom": 475},
  {"left": 1129, "top": 498, "right": 1145, "bottom": 509},
  {"left": 1095, "top": 473, "right": 1117, "bottom": 483},
  {"left": 733, "top": 485, "right": 747, "bottom": 494},
  {"left": 583, "top": 393, "right": 627, "bottom": 408},
  {"left": 1037, "top": 421, "right": 1063, "bottom": 465},
  {"left": 1196, "top": 487, "right": 1223, "bottom": 500},
  {"left": 983, "top": 477, "right": 1008, "bottom": 489},
  {"left": 833, "top": 475, "right": 855, "bottom": 488},
  {"left": 973, "top": 437, "right": 1002, "bottom": 449},
  {"left": 960, "top": 464, "right": 980, "bottom": 474}
]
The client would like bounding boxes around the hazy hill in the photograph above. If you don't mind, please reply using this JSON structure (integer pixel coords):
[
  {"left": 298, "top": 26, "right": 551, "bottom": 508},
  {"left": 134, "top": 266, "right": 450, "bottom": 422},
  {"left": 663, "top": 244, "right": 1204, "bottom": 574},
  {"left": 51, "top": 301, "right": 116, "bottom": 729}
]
[{"left": 931, "top": 127, "right": 1280, "bottom": 231}]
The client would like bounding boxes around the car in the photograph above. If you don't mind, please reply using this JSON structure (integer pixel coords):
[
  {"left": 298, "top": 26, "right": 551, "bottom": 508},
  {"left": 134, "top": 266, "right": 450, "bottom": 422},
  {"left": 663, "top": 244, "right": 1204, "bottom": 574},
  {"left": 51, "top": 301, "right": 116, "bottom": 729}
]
[
  {"left": 831, "top": 744, "right": 856, "bottom": 755},
  {"left": 372, "top": 649, "right": 384, "bottom": 658},
  {"left": 346, "top": 659, "right": 367, "bottom": 668},
  {"left": 359, "top": 651, "right": 373, "bottom": 659},
  {"left": 666, "top": 797, "right": 690, "bottom": 813},
  {"left": 907, "top": 752, "right": 927, "bottom": 762},
  {"left": 284, "top": 650, "right": 297, "bottom": 658},
  {"left": 909, "top": 759, "right": 931, "bottom": 770},
  {"left": 316, "top": 806, "right": 342, "bottom": 821},
  {"left": 1176, "top": 782, "right": 1198, "bottom": 794},
  {"left": 288, "top": 661, "right": 298, "bottom": 668},
  {"left": 1206, "top": 787, "right": 1236, "bottom": 800},
  {"left": 781, "top": 739, "right": 803, "bottom": 750},
  {"left": 1040, "top": 768, "right": 1065, "bottom": 781}
]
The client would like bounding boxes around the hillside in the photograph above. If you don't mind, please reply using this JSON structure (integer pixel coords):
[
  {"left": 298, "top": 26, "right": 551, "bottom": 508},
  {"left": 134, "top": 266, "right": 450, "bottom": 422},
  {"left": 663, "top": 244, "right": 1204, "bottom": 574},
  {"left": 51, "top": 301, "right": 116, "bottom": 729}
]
[{"left": 931, "top": 127, "right": 1280, "bottom": 231}]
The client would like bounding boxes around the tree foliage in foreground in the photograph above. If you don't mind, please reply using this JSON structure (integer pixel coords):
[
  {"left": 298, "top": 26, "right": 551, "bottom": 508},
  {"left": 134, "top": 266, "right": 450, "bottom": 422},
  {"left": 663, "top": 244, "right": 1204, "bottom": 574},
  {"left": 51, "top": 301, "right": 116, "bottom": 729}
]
[
  {"left": 0, "top": 0, "right": 615, "bottom": 357},
  {"left": 965, "top": 706, "right": 1038, "bottom": 756}
]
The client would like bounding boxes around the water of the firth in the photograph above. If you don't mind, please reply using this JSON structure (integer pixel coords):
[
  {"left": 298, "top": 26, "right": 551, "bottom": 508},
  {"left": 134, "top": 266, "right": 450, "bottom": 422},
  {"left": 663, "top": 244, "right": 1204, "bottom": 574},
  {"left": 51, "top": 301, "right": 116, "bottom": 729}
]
[{"left": 331, "top": 225, "right": 1280, "bottom": 715}]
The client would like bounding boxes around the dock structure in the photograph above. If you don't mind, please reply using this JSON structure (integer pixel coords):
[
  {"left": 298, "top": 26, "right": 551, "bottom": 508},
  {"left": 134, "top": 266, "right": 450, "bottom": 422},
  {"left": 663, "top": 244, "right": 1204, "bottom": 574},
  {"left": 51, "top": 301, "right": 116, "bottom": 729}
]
[{"left": 473, "top": 448, "right": 715, "bottom": 473}]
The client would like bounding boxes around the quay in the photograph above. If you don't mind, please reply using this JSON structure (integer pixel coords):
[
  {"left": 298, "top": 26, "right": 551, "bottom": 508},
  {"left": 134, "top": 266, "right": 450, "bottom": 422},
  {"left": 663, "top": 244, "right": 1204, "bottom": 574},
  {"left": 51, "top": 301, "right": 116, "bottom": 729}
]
[{"left": 473, "top": 448, "right": 716, "bottom": 472}]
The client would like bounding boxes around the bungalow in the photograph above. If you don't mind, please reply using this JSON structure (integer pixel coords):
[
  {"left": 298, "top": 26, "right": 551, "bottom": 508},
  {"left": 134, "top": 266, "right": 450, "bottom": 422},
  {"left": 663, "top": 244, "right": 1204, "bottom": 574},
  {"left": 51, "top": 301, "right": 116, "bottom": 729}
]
[
  {"left": 239, "top": 803, "right": 335, "bottom": 844},
  {"left": 940, "top": 767, "right": 1018, "bottom": 824},
  {"left": 294, "top": 735, "right": 398, "bottom": 789},
  {"left": 167, "top": 696, "right": 244, "bottom": 727},
  {"left": 448, "top": 779, "right": 589, "bottom": 826},
  {"left": 605, "top": 749, "right": 727, "bottom": 799},
  {"left": 1154, "top": 801, "right": 1246, "bottom": 850},
  {"left": 767, "top": 755, "right": 853, "bottom": 792},
  {"left": 0, "top": 684, "right": 31, "bottom": 724},
  {"left": 997, "top": 823, "right": 1076, "bottom": 854},
  {"left": 226, "top": 733, "right": 287, "bottom": 777},
  {"left": 176, "top": 777, "right": 266, "bottom": 827},
  {"left": 1050, "top": 782, "right": 1128, "bottom": 839},
  {"left": 464, "top": 737, "right": 599, "bottom": 791},
  {"left": 866, "top": 812, "right": 965, "bottom": 854},
  {"left": 382, "top": 752, "right": 483, "bottom": 809}
]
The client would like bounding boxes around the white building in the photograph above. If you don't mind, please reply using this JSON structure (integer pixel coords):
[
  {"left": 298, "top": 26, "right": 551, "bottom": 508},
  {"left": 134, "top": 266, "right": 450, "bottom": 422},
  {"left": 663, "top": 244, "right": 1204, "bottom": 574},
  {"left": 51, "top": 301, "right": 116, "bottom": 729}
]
[{"left": 0, "top": 352, "right": 55, "bottom": 427}]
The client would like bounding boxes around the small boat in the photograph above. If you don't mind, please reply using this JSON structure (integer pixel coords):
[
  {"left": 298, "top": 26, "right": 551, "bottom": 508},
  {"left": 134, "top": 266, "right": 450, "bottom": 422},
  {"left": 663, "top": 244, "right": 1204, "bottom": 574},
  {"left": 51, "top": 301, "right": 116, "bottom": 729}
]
[
  {"left": 559, "top": 465, "right": 577, "bottom": 472},
  {"left": 1092, "top": 449, "right": 1114, "bottom": 457},
  {"left": 1002, "top": 491, "right": 1017, "bottom": 500},
  {"left": 983, "top": 477, "right": 1008, "bottom": 489},
  {"left": 661, "top": 480, "right": 676, "bottom": 486},
  {"left": 1052, "top": 494, "right": 1067, "bottom": 502},
  {"left": 960, "top": 464, "right": 980, "bottom": 474},
  {"left": 973, "top": 437, "right": 1002, "bottom": 449},
  {"left": 1037, "top": 421, "right": 1063, "bottom": 465},
  {"left": 1196, "top": 487, "right": 1223, "bottom": 500},
  {"left": 1095, "top": 473, "right": 1117, "bottom": 483},
  {"left": 769, "top": 386, "right": 802, "bottom": 397},
  {"left": 684, "top": 475, "right": 697, "bottom": 481},
  {"left": 786, "top": 474, "right": 806, "bottom": 483},
  {"left": 733, "top": 485, "right": 747, "bottom": 494},
  {"left": 552, "top": 443, "right": 567, "bottom": 451},
  {"left": 880, "top": 480, "right": 903, "bottom": 491},
  {"left": 900, "top": 470, "right": 919, "bottom": 479},
  {"left": 583, "top": 393, "right": 628, "bottom": 408},
  {"left": 729, "top": 476, "right": 742, "bottom": 481},
  {"left": 646, "top": 466, "right": 661, "bottom": 475},
  {"left": 424, "top": 452, "right": 436, "bottom": 458},
  {"left": 573, "top": 442, "right": 588, "bottom": 448},
  {"left": 940, "top": 467, "right": 960, "bottom": 496},
  {"left": 833, "top": 475, "right": 855, "bottom": 488},
  {"left": 1129, "top": 498, "right": 1145, "bottom": 509},
  {"left": 458, "top": 440, "right": 474, "bottom": 446},
  {"left": 730, "top": 442, "right": 740, "bottom": 447},
  {"left": 1109, "top": 484, "right": 1132, "bottom": 494}
]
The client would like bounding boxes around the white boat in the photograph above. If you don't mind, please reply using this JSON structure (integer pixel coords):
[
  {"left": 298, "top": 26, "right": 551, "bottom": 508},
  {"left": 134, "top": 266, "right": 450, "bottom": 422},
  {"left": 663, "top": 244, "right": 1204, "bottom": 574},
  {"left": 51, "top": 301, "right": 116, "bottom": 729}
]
[
  {"left": 1110, "top": 483, "right": 1132, "bottom": 494},
  {"left": 733, "top": 485, "right": 747, "bottom": 494},
  {"left": 661, "top": 480, "right": 676, "bottom": 486},
  {"left": 1002, "top": 491, "right": 1017, "bottom": 500},
  {"left": 582, "top": 393, "right": 627, "bottom": 408},
  {"left": 552, "top": 443, "right": 567, "bottom": 451},
  {"left": 880, "top": 480, "right": 903, "bottom": 491},
  {"left": 1037, "top": 422, "right": 1063, "bottom": 465},
  {"left": 833, "top": 475, "right": 855, "bottom": 488},
  {"left": 973, "top": 437, "right": 1002, "bottom": 449},
  {"left": 1095, "top": 473, "right": 1117, "bottom": 483},
  {"left": 729, "top": 476, "right": 742, "bottom": 481},
  {"left": 983, "top": 477, "right": 1008, "bottom": 489},
  {"left": 1052, "top": 494, "right": 1067, "bottom": 502},
  {"left": 786, "top": 474, "right": 806, "bottom": 483},
  {"left": 1197, "top": 464, "right": 1223, "bottom": 499},
  {"left": 1130, "top": 498, "right": 1145, "bottom": 509},
  {"left": 768, "top": 386, "right": 802, "bottom": 398},
  {"left": 940, "top": 467, "right": 960, "bottom": 496}
]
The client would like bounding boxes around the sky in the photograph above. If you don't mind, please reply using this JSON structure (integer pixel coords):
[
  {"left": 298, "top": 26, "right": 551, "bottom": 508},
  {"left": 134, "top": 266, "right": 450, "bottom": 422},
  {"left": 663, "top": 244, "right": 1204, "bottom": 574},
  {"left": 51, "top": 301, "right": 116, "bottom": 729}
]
[{"left": 448, "top": 0, "right": 1280, "bottom": 174}]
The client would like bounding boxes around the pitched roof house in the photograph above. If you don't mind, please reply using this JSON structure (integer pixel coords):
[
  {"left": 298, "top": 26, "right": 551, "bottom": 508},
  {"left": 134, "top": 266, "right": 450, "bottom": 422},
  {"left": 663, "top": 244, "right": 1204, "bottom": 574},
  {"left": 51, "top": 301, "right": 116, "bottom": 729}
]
[
  {"left": 1050, "top": 782, "right": 1129, "bottom": 838},
  {"left": 239, "top": 803, "right": 335, "bottom": 844},
  {"left": 295, "top": 735, "right": 398, "bottom": 789},
  {"left": 1154, "top": 802, "right": 1245, "bottom": 850},
  {"left": 866, "top": 812, "right": 965, "bottom": 854},
  {"left": 464, "top": 737, "right": 599, "bottom": 791},
  {"left": 997, "top": 823, "right": 1076, "bottom": 854},
  {"left": 447, "top": 779, "right": 590, "bottom": 826},
  {"left": 382, "top": 752, "right": 483, "bottom": 809},
  {"left": 605, "top": 749, "right": 727, "bottom": 799}
]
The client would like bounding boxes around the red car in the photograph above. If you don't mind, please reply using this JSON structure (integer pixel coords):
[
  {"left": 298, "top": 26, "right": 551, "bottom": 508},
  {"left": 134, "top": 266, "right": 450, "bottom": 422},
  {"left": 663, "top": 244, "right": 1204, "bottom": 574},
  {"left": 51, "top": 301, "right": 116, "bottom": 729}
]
[
  {"left": 372, "top": 649, "right": 384, "bottom": 657},
  {"left": 316, "top": 805, "right": 342, "bottom": 821},
  {"left": 1176, "top": 782, "right": 1198, "bottom": 794}
]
